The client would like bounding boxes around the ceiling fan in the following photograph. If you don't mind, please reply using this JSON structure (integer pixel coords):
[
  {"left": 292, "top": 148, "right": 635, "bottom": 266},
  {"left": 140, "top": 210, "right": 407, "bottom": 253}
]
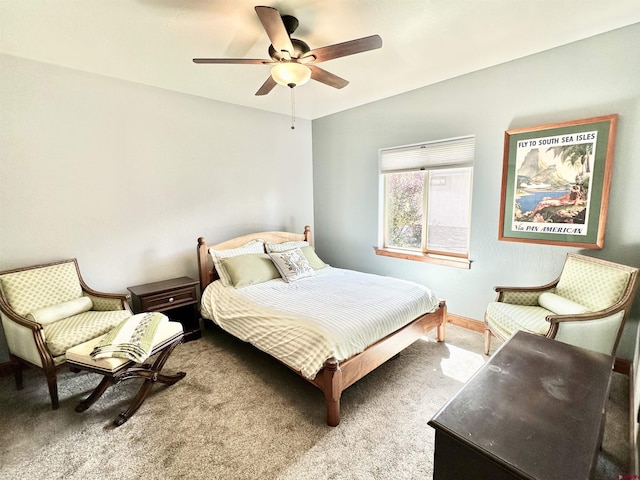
[{"left": 193, "top": 5, "right": 383, "bottom": 96}]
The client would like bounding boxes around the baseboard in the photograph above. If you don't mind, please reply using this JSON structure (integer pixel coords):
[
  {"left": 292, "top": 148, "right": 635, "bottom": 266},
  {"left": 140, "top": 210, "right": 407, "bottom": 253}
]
[
  {"left": 447, "top": 313, "right": 485, "bottom": 333},
  {"left": 446, "top": 312, "right": 629, "bottom": 375}
]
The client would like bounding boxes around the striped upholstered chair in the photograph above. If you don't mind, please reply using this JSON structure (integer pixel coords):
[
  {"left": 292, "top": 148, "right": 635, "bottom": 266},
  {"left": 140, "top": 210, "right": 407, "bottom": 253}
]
[
  {"left": 0, "top": 259, "right": 132, "bottom": 408},
  {"left": 484, "top": 253, "right": 639, "bottom": 356}
]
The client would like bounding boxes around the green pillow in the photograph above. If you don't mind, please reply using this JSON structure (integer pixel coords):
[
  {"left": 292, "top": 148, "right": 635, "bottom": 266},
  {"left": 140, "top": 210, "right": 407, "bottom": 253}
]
[
  {"left": 301, "top": 246, "right": 328, "bottom": 270},
  {"left": 221, "top": 253, "right": 280, "bottom": 288}
]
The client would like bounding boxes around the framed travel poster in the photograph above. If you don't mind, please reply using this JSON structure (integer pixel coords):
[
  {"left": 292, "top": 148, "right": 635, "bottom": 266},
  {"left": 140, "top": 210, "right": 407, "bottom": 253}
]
[{"left": 498, "top": 114, "right": 617, "bottom": 249}]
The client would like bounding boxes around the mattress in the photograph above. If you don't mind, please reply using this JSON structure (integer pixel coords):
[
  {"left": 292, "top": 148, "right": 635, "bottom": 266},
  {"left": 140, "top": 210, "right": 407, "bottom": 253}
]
[{"left": 200, "top": 266, "right": 439, "bottom": 379}]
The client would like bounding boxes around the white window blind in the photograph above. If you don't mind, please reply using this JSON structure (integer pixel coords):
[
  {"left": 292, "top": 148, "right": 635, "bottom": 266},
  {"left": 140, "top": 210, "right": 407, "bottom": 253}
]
[{"left": 380, "top": 135, "right": 475, "bottom": 174}]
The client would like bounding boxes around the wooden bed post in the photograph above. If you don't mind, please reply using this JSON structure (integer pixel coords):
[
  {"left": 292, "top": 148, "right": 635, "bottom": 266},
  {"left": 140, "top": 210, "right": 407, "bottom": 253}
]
[
  {"left": 196, "top": 237, "right": 210, "bottom": 293},
  {"left": 323, "top": 359, "right": 342, "bottom": 427},
  {"left": 303, "top": 225, "right": 312, "bottom": 246}
]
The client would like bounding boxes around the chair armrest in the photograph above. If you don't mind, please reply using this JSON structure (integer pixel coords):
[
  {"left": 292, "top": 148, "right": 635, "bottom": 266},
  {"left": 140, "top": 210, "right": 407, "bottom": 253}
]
[
  {"left": 81, "top": 285, "right": 130, "bottom": 302},
  {"left": 0, "top": 295, "right": 43, "bottom": 331},
  {"left": 81, "top": 287, "right": 132, "bottom": 312},
  {"left": 546, "top": 308, "right": 627, "bottom": 356},
  {"left": 546, "top": 308, "right": 619, "bottom": 325},
  {"left": 494, "top": 280, "right": 558, "bottom": 305},
  {"left": 87, "top": 295, "right": 132, "bottom": 312},
  {"left": 0, "top": 296, "right": 50, "bottom": 367},
  {"left": 546, "top": 302, "right": 627, "bottom": 325},
  {"left": 74, "top": 262, "right": 132, "bottom": 312}
]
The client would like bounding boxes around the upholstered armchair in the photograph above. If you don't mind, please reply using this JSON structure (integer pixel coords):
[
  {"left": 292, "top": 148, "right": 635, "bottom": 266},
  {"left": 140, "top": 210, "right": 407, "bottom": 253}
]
[
  {"left": 0, "top": 259, "right": 132, "bottom": 408},
  {"left": 484, "top": 253, "right": 639, "bottom": 356}
]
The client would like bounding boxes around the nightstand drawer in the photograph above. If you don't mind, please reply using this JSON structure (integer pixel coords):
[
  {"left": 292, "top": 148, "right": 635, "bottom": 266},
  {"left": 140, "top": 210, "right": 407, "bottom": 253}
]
[
  {"left": 139, "top": 286, "right": 198, "bottom": 312},
  {"left": 128, "top": 276, "right": 201, "bottom": 342}
]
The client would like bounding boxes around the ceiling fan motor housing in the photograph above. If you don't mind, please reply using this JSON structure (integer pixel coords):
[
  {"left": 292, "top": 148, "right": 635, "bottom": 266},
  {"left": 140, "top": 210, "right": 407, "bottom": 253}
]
[{"left": 269, "top": 38, "right": 310, "bottom": 60}]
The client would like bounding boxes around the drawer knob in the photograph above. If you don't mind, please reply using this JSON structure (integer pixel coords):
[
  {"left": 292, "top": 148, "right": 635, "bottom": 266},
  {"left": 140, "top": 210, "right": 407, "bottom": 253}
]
[{"left": 168, "top": 297, "right": 174, "bottom": 303}]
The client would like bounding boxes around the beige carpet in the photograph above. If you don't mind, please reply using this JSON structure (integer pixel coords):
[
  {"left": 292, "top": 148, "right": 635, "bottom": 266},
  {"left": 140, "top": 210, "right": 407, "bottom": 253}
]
[{"left": 0, "top": 324, "right": 629, "bottom": 480}]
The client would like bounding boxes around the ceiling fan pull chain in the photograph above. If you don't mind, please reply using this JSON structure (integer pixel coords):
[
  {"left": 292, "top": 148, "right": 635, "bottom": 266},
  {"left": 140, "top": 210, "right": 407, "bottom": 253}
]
[{"left": 290, "top": 86, "right": 296, "bottom": 130}]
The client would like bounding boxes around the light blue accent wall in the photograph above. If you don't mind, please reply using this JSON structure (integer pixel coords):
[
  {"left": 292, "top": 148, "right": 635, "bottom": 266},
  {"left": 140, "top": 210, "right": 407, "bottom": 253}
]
[{"left": 312, "top": 24, "right": 640, "bottom": 359}]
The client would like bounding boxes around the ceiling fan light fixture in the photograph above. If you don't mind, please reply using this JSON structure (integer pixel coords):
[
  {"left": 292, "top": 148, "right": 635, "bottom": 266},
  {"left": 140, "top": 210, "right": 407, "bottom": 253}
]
[{"left": 271, "top": 62, "right": 311, "bottom": 88}]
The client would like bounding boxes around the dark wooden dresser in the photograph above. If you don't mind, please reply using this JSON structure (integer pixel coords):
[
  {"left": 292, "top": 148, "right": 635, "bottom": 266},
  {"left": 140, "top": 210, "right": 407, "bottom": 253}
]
[{"left": 428, "top": 331, "right": 614, "bottom": 480}]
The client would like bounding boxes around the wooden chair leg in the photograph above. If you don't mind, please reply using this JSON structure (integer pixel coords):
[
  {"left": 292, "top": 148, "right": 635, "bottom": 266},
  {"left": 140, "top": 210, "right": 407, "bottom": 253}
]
[
  {"left": 113, "top": 340, "right": 186, "bottom": 426},
  {"left": 75, "top": 376, "right": 113, "bottom": 412},
  {"left": 11, "top": 360, "right": 23, "bottom": 390},
  {"left": 436, "top": 302, "right": 447, "bottom": 342},
  {"left": 113, "top": 378, "right": 154, "bottom": 426},
  {"left": 113, "top": 369, "right": 187, "bottom": 426},
  {"left": 45, "top": 369, "right": 59, "bottom": 409},
  {"left": 9, "top": 356, "right": 59, "bottom": 408},
  {"left": 484, "top": 328, "right": 492, "bottom": 356}
]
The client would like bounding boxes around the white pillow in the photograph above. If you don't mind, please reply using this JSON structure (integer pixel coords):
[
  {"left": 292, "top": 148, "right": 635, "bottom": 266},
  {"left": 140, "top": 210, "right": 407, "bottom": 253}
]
[
  {"left": 269, "top": 248, "right": 315, "bottom": 282},
  {"left": 538, "top": 292, "right": 589, "bottom": 315},
  {"left": 27, "top": 296, "right": 93, "bottom": 325},
  {"left": 210, "top": 239, "right": 264, "bottom": 286},
  {"left": 265, "top": 240, "right": 309, "bottom": 253}
]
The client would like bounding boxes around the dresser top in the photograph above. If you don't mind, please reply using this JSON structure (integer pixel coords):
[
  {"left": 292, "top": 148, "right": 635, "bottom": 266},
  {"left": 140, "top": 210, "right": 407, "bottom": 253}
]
[
  {"left": 127, "top": 276, "right": 198, "bottom": 297},
  {"left": 429, "top": 331, "right": 614, "bottom": 480}
]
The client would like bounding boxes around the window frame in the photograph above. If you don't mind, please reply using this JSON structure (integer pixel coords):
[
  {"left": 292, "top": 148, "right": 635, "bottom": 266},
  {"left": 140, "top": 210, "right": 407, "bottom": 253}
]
[{"left": 376, "top": 136, "right": 475, "bottom": 269}]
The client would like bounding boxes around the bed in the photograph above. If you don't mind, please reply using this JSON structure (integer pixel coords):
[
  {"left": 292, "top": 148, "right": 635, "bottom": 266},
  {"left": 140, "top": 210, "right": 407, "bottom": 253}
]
[{"left": 196, "top": 226, "right": 447, "bottom": 426}]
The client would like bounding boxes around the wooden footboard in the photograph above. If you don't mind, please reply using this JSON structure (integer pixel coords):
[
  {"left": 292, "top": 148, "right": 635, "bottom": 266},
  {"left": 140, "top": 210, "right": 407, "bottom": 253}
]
[
  {"left": 196, "top": 229, "right": 447, "bottom": 427},
  {"left": 311, "top": 300, "right": 447, "bottom": 426}
]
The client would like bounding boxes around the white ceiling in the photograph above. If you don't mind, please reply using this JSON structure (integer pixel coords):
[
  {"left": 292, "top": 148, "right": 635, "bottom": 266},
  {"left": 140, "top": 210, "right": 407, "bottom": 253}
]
[{"left": 2, "top": 1, "right": 640, "bottom": 120}]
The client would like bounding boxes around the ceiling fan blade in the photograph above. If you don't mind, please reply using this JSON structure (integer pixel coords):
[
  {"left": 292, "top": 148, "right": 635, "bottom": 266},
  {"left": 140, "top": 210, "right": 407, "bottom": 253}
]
[
  {"left": 303, "top": 34, "right": 382, "bottom": 63},
  {"left": 255, "top": 75, "right": 278, "bottom": 96},
  {"left": 193, "top": 58, "right": 271, "bottom": 64},
  {"left": 255, "top": 6, "right": 295, "bottom": 55},
  {"left": 309, "top": 65, "right": 349, "bottom": 89}
]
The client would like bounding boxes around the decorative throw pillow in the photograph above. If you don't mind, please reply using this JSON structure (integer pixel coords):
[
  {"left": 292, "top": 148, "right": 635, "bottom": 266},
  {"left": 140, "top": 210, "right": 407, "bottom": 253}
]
[
  {"left": 210, "top": 239, "right": 264, "bottom": 286},
  {"left": 27, "top": 296, "right": 93, "bottom": 325},
  {"left": 269, "top": 248, "right": 315, "bottom": 282},
  {"left": 221, "top": 253, "right": 281, "bottom": 288},
  {"left": 265, "top": 240, "right": 309, "bottom": 253},
  {"left": 300, "top": 246, "right": 328, "bottom": 270},
  {"left": 538, "top": 292, "right": 589, "bottom": 315}
]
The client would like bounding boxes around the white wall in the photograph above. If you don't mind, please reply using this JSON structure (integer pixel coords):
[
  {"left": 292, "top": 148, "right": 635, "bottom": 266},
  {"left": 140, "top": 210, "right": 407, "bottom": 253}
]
[
  {"left": 0, "top": 54, "right": 313, "bottom": 361},
  {"left": 312, "top": 24, "right": 640, "bottom": 359}
]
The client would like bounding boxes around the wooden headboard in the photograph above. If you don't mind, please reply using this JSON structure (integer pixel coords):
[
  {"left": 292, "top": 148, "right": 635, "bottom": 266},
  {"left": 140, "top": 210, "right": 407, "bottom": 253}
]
[{"left": 196, "top": 225, "right": 312, "bottom": 292}]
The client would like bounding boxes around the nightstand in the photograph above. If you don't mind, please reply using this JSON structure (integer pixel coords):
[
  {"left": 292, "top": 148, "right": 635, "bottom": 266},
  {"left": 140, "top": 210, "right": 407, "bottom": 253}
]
[{"left": 127, "top": 276, "right": 201, "bottom": 341}]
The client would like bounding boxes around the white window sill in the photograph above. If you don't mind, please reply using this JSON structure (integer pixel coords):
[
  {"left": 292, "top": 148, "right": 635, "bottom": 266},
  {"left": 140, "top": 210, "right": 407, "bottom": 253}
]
[{"left": 374, "top": 247, "right": 471, "bottom": 269}]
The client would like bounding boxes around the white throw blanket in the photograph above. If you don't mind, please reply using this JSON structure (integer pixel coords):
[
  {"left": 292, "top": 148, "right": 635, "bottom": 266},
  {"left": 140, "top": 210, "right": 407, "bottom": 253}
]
[{"left": 90, "top": 312, "right": 168, "bottom": 363}]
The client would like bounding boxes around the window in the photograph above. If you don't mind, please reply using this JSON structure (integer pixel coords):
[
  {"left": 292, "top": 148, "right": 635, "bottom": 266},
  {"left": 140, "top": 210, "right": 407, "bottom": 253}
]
[{"left": 378, "top": 136, "right": 474, "bottom": 268}]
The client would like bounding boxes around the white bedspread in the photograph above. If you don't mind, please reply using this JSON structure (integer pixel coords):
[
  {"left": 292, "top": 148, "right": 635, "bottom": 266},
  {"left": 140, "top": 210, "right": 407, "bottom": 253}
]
[{"left": 200, "top": 267, "right": 440, "bottom": 379}]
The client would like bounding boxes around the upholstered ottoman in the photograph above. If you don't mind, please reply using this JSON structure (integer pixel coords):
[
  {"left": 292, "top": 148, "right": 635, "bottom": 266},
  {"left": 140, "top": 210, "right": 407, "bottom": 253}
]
[{"left": 66, "top": 319, "right": 186, "bottom": 426}]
